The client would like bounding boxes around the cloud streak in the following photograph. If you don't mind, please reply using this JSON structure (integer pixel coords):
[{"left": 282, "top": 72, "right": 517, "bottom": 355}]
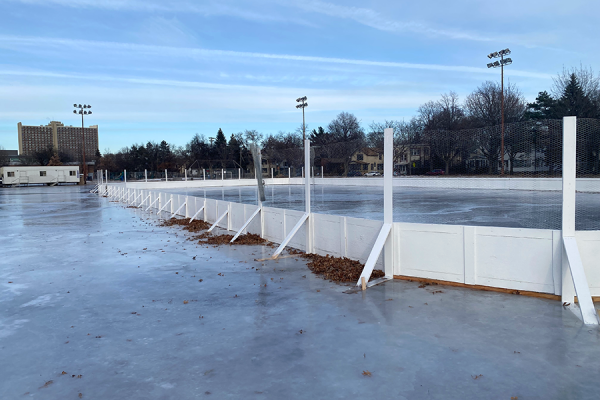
[{"left": 0, "top": 35, "right": 553, "bottom": 79}]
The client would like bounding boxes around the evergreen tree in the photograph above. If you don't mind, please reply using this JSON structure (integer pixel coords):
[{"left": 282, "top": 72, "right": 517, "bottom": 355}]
[
  {"left": 554, "top": 73, "right": 597, "bottom": 118},
  {"left": 525, "top": 91, "right": 557, "bottom": 120}
]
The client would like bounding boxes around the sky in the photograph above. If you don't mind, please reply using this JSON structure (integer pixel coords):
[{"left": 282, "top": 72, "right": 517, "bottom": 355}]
[{"left": 0, "top": 0, "right": 598, "bottom": 153}]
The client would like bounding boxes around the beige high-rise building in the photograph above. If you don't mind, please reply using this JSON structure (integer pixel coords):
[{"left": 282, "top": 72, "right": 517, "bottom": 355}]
[{"left": 18, "top": 121, "right": 99, "bottom": 161}]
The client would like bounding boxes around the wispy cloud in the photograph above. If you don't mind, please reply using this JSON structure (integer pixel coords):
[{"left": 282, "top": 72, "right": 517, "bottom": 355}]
[
  {"left": 7, "top": 0, "right": 312, "bottom": 26},
  {"left": 0, "top": 35, "right": 553, "bottom": 79}
]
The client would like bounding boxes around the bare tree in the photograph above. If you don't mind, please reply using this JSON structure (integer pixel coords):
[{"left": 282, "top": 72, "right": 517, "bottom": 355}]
[
  {"left": 464, "top": 81, "right": 526, "bottom": 127},
  {"left": 418, "top": 92, "right": 469, "bottom": 174},
  {"left": 326, "top": 112, "right": 366, "bottom": 175}
]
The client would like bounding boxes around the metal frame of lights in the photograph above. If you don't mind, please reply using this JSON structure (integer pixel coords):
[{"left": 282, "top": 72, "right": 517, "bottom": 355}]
[
  {"left": 296, "top": 96, "right": 308, "bottom": 142},
  {"left": 73, "top": 104, "right": 92, "bottom": 184},
  {"left": 487, "top": 48, "right": 512, "bottom": 175}
]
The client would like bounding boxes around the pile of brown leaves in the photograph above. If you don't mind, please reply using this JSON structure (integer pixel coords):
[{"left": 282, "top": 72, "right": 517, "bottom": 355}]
[
  {"left": 303, "top": 253, "right": 385, "bottom": 283},
  {"left": 161, "top": 218, "right": 211, "bottom": 232},
  {"left": 196, "top": 232, "right": 269, "bottom": 246}
]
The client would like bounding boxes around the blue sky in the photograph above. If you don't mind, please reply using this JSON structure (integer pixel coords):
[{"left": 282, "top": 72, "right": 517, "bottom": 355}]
[{"left": 0, "top": 0, "right": 598, "bottom": 153}]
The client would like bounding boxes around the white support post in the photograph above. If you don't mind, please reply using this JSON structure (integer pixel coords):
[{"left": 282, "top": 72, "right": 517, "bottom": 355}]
[
  {"left": 561, "top": 116, "right": 598, "bottom": 325},
  {"left": 156, "top": 198, "right": 172, "bottom": 215},
  {"left": 230, "top": 206, "right": 261, "bottom": 243},
  {"left": 171, "top": 201, "right": 187, "bottom": 219},
  {"left": 145, "top": 169, "right": 147, "bottom": 182},
  {"left": 185, "top": 169, "right": 187, "bottom": 181},
  {"left": 383, "top": 128, "right": 394, "bottom": 278},
  {"left": 222, "top": 169, "right": 224, "bottom": 180},
  {"left": 304, "top": 139, "right": 312, "bottom": 253},
  {"left": 189, "top": 205, "right": 205, "bottom": 223},
  {"left": 272, "top": 213, "right": 309, "bottom": 259},
  {"left": 356, "top": 128, "right": 394, "bottom": 286},
  {"left": 302, "top": 167, "right": 304, "bottom": 178},
  {"left": 203, "top": 169, "right": 206, "bottom": 180},
  {"left": 124, "top": 169, "right": 126, "bottom": 185},
  {"left": 271, "top": 168, "right": 274, "bottom": 180},
  {"left": 239, "top": 168, "right": 241, "bottom": 180},
  {"left": 208, "top": 209, "right": 229, "bottom": 232},
  {"left": 105, "top": 170, "right": 108, "bottom": 184},
  {"left": 288, "top": 168, "right": 291, "bottom": 179},
  {"left": 165, "top": 169, "right": 168, "bottom": 182},
  {"left": 321, "top": 165, "right": 324, "bottom": 178}
]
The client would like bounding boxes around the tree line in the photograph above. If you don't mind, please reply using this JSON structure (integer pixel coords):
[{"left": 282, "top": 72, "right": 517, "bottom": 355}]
[{"left": 94, "top": 65, "right": 600, "bottom": 176}]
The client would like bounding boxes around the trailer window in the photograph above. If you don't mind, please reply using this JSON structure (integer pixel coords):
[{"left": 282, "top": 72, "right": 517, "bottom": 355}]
[
  {"left": 7, "top": 172, "right": 14, "bottom": 177},
  {"left": 40, "top": 171, "right": 46, "bottom": 176},
  {"left": 70, "top": 171, "right": 76, "bottom": 176}
]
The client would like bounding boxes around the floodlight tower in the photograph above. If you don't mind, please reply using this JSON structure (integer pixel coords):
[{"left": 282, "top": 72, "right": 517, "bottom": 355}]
[
  {"left": 296, "top": 96, "right": 308, "bottom": 142},
  {"left": 487, "top": 48, "right": 512, "bottom": 175},
  {"left": 73, "top": 104, "right": 92, "bottom": 184}
]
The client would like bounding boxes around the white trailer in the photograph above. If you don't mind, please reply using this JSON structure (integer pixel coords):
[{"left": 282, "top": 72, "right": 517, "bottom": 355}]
[{"left": 0, "top": 166, "right": 80, "bottom": 186}]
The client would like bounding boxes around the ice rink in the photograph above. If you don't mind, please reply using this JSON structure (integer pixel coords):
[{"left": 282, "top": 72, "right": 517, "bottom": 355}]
[{"left": 165, "top": 185, "right": 600, "bottom": 230}]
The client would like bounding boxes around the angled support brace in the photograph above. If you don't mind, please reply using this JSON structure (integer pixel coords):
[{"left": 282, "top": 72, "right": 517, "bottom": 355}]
[
  {"left": 563, "top": 237, "right": 599, "bottom": 325},
  {"left": 208, "top": 209, "right": 229, "bottom": 232},
  {"left": 171, "top": 201, "right": 187, "bottom": 219},
  {"left": 145, "top": 197, "right": 159, "bottom": 212},
  {"left": 271, "top": 213, "right": 309, "bottom": 259},
  {"left": 189, "top": 205, "right": 205, "bottom": 223},
  {"left": 356, "top": 223, "right": 392, "bottom": 287},
  {"left": 157, "top": 198, "right": 172, "bottom": 215},
  {"left": 139, "top": 194, "right": 151, "bottom": 208},
  {"left": 130, "top": 192, "right": 142, "bottom": 206},
  {"left": 230, "top": 207, "right": 261, "bottom": 243}
]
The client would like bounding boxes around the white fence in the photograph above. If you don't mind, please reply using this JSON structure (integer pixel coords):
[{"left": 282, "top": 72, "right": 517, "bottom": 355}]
[{"left": 102, "top": 184, "right": 600, "bottom": 298}]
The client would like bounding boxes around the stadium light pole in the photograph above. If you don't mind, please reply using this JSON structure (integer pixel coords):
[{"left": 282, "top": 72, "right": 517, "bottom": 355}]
[
  {"left": 73, "top": 104, "right": 92, "bottom": 184},
  {"left": 296, "top": 96, "right": 308, "bottom": 142},
  {"left": 487, "top": 49, "right": 512, "bottom": 175}
]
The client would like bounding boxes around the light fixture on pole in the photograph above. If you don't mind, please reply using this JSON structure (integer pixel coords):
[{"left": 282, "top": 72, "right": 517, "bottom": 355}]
[
  {"left": 296, "top": 96, "right": 308, "bottom": 142},
  {"left": 73, "top": 104, "right": 92, "bottom": 184},
  {"left": 486, "top": 48, "right": 512, "bottom": 175}
]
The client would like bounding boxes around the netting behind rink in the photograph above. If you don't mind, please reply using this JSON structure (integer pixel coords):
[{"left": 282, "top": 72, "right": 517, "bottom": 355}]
[
  {"left": 260, "top": 119, "right": 600, "bottom": 230},
  {"left": 576, "top": 118, "right": 600, "bottom": 230}
]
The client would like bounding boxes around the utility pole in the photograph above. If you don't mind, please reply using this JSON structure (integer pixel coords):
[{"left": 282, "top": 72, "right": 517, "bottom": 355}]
[
  {"left": 487, "top": 49, "right": 512, "bottom": 175},
  {"left": 73, "top": 104, "right": 92, "bottom": 184}
]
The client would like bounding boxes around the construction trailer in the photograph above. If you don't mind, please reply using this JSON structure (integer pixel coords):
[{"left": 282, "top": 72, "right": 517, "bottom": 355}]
[{"left": 0, "top": 166, "right": 80, "bottom": 186}]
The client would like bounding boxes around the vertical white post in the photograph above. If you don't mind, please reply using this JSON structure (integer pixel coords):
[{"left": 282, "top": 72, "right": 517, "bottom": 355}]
[
  {"left": 271, "top": 168, "right": 274, "bottom": 179},
  {"left": 105, "top": 169, "right": 108, "bottom": 183},
  {"left": 288, "top": 168, "right": 291, "bottom": 179},
  {"left": 185, "top": 169, "right": 187, "bottom": 181},
  {"left": 383, "top": 128, "right": 394, "bottom": 278},
  {"left": 145, "top": 169, "right": 147, "bottom": 182},
  {"left": 321, "top": 165, "right": 324, "bottom": 178},
  {"left": 124, "top": 169, "right": 126, "bottom": 184},
  {"left": 311, "top": 167, "right": 314, "bottom": 179},
  {"left": 239, "top": 168, "right": 241, "bottom": 180},
  {"left": 302, "top": 167, "right": 304, "bottom": 178},
  {"left": 203, "top": 169, "right": 206, "bottom": 180},
  {"left": 165, "top": 169, "right": 168, "bottom": 182},
  {"left": 562, "top": 116, "right": 577, "bottom": 303},
  {"left": 222, "top": 169, "right": 224, "bottom": 180},
  {"left": 304, "top": 139, "right": 311, "bottom": 253}
]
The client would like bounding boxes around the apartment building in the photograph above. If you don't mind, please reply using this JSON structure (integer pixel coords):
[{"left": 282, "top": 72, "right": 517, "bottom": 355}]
[{"left": 18, "top": 121, "right": 99, "bottom": 161}]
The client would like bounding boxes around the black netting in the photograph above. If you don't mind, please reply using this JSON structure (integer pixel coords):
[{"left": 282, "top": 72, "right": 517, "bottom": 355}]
[{"left": 575, "top": 118, "right": 600, "bottom": 230}]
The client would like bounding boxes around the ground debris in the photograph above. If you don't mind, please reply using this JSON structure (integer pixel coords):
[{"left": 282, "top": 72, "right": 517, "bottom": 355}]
[
  {"left": 362, "top": 370, "right": 372, "bottom": 377},
  {"left": 196, "top": 232, "right": 269, "bottom": 246},
  {"left": 160, "top": 218, "right": 211, "bottom": 232},
  {"left": 302, "top": 253, "right": 384, "bottom": 283}
]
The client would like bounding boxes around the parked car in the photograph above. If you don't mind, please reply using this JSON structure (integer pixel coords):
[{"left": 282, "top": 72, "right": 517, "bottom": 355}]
[
  {"left": 425, "top": 169, "right": 445, "bottom": 176},
  {"left": 365, "top": 171, "right": 382, "bottom": 177},
  {"left": 347, "top": 171, "right": 362, "bottom": 177}
]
